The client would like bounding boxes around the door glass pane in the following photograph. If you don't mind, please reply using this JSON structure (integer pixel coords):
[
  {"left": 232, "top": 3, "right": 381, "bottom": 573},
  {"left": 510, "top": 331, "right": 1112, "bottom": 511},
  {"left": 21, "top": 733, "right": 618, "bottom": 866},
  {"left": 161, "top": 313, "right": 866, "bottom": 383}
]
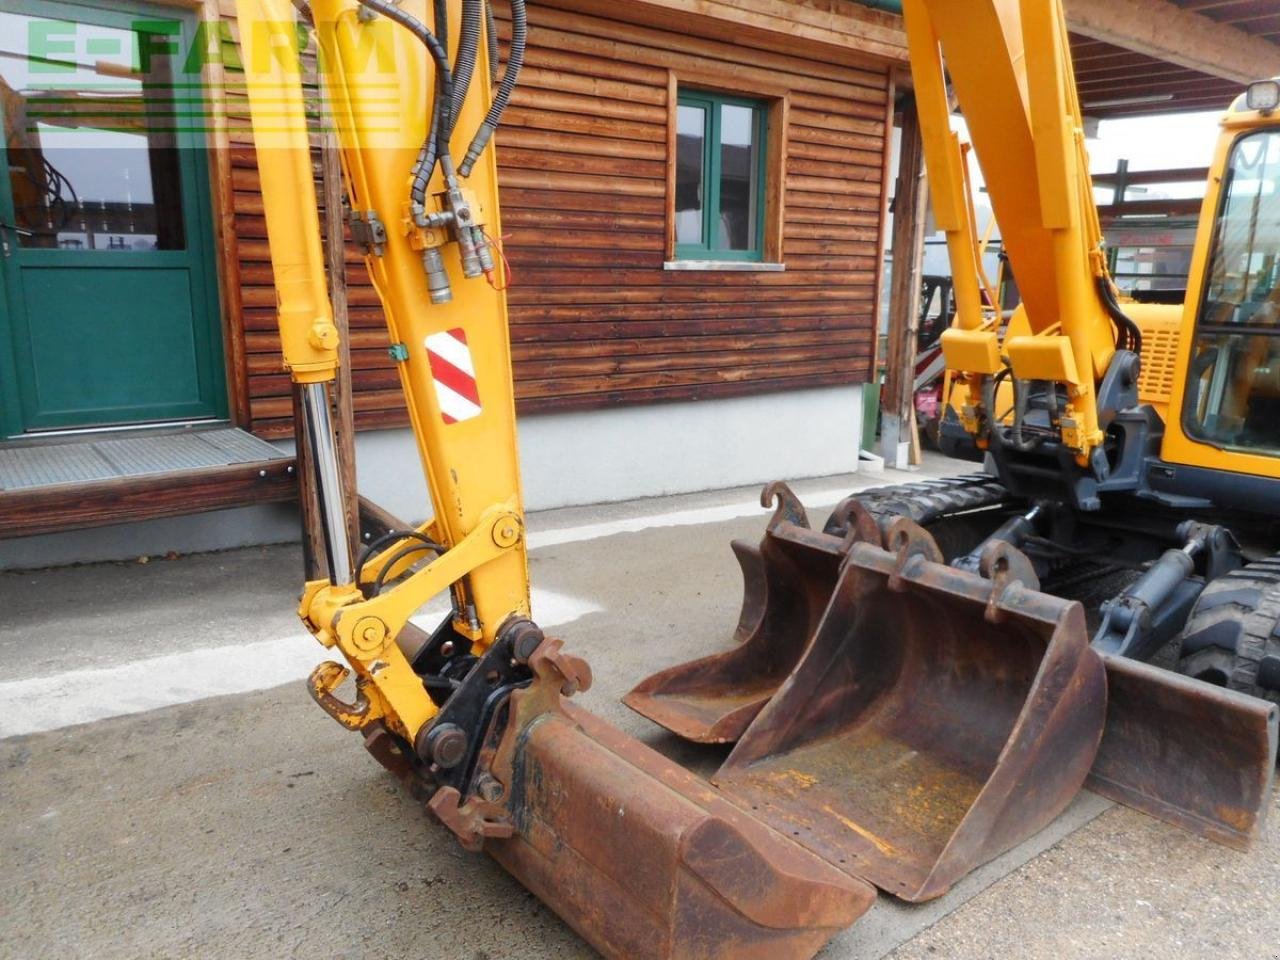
[
  {"left": 0, "top": 12, "right": 186, "bottom": 251},
  {"left": 718, "top": 103, "right": 759, "bottom": 251},
  {"left": 1183, "top": 130, "right": 1280, "bottom": 455},
  {"left": 675, "top": 103, "right": 706, "bottom": 246}
]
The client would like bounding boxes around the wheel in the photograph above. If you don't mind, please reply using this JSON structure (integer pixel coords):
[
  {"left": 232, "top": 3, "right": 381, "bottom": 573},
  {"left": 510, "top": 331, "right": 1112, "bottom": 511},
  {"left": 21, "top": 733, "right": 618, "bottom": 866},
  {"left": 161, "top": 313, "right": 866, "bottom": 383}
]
[{"left": 1177, "top": 557, "right": 1280, "bottom": 704}]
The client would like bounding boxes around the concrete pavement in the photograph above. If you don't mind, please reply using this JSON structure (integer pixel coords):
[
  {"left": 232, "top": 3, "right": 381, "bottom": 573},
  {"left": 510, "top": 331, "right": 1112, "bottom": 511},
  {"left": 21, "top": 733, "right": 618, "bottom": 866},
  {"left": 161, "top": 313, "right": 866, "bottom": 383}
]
[{"left": 2, "top": 462, "right": 1276, "bottom": 959}]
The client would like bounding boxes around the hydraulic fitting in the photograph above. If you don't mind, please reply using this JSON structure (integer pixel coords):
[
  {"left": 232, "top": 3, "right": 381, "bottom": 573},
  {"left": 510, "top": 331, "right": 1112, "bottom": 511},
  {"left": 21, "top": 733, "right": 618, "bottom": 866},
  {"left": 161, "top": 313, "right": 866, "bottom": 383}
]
[
  {"left": 473, "top": 227, "right": 495, "bottom": 275},
  {"left": 459, "top": 122, "right": 496, "bottom": 178},
  {"left": 422, "top": 247, "right": 453, "bottom": 304},
  {"left": 456, "top": 218, "right": 483, "bottom": 279}
]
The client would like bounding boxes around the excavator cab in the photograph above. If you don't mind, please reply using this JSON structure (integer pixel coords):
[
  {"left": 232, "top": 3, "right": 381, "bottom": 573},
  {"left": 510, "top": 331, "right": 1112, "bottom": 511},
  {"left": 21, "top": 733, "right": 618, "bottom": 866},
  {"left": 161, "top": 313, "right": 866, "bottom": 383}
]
[{"left": 1180, "top": 126, "right": 1280, "bottom": 457}]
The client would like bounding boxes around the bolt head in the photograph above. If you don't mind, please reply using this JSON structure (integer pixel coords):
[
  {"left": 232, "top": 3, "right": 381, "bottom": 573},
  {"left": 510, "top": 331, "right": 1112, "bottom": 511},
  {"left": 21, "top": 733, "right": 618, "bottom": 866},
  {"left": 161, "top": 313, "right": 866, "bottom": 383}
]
[
  {"left": 422, "top": 723, "right": 468, "bottom": 769},
  {"left": 476, "top": 775, "right": 505, "bottom": 804},
  {"left": 508, "top": 620, "right": 545, "bottom": 664}
]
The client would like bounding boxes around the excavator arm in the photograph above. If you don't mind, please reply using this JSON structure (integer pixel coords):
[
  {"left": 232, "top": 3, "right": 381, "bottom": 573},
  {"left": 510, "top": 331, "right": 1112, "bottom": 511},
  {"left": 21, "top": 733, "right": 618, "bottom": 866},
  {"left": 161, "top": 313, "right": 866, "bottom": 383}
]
[
  {"left": 905, "top": 0, "right": 1140, "bottom": 485},
  {"left": 234, "top": 2, "right": 1277, "bottom": 957},
  {"left": 237, "top": 0, "right": 529, "bottom": 749}
]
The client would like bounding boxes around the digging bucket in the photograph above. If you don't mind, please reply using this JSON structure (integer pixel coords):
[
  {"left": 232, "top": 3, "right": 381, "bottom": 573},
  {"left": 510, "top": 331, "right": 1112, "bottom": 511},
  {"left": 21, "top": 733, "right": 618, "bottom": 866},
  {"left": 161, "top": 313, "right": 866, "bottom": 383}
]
[
  {"left": 624, "top": 484, "right": 880, "bottom": 743},
  {"left": 712, "top": 527, "right": 1108, "bottom": 903},
  {"left": 434, "top": 639, "right": 877, "bottom": 960}
]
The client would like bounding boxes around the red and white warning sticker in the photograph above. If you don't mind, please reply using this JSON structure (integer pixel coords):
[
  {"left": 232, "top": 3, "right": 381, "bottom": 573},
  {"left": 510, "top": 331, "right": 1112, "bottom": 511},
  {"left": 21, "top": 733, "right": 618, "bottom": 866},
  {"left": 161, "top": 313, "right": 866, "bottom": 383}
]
[{"left": 425, "top": 328, "right": 482, "bottom": 424}]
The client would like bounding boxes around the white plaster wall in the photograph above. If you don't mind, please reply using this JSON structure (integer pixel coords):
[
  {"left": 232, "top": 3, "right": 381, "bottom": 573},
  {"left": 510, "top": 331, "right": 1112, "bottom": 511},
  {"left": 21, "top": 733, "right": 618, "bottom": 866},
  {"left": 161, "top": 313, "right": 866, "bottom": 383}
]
[
  {"left": 342, "top": 383, "right": 865, "bottom": 522},
  {"left": 2, "top": 385, "right": 863, "bottom": 569}
]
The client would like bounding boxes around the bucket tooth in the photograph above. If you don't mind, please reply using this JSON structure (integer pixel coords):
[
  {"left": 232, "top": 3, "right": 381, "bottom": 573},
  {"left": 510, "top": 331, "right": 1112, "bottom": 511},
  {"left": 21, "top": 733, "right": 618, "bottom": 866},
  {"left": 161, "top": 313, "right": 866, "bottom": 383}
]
[
  {"left": 624, "top": 520, "right": 847, "bottom": 743},
  {"left": 712, "top": 536, "right": 1108, "bottom": 903},
  {"left": 466, "top": 640, "right": 877, "bottom": 960}
]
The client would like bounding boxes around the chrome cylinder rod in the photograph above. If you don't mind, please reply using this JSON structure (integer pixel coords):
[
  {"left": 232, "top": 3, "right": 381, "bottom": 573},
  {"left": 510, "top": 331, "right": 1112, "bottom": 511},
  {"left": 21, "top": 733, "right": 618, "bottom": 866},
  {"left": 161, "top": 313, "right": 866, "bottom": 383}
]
[{"left": 301, "top": 381, "right": 356, "bottom": 587}]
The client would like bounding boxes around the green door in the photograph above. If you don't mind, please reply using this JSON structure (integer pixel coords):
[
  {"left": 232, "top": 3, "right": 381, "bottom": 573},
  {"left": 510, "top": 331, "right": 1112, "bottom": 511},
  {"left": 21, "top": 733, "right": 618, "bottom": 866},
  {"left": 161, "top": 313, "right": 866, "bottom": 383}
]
[{"left": 0, "top": 0, "right": 225, "bottom": 438}]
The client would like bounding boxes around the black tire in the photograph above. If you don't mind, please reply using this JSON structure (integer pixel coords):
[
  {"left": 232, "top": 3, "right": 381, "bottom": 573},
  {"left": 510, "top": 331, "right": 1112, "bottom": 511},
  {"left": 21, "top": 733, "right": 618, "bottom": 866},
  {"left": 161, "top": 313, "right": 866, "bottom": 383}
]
[{"left": 1176, "top": 556, "right": 1280, "bottom": 705}]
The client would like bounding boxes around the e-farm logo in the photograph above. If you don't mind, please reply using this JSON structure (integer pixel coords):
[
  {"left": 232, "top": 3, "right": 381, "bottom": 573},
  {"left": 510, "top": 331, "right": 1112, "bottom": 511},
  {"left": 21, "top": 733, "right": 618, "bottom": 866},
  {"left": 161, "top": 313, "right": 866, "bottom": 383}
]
[{"left": 16, "top": 16, "right": 405, "bottom": 140}]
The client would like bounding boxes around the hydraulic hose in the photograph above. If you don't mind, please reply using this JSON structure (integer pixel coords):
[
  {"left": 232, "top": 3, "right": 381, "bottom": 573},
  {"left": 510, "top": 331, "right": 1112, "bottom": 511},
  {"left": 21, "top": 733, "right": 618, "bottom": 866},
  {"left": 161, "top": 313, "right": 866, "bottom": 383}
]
[
  {"left": 356, "top": 0, "right": 456, "bottom": 203},
  {"left": 409, "top": 0, "right": 456, "bottom": 204},
  {"left": 411, "top": 88, "right": 446, "bottom": 205},
  {"left": 1096, "top": 275, "right": 1144, "bottom": 357},
  {"left": 459, "top": 0, "right": 526, "bottom": 177},
  {"left": 451, "top": 0, "right": 484, "bottom": 123},
  {"left": 358, "top": 0, "right": 458, "bottom": 204},
  {"left": 357, "top": 0, "right": 452, "bottom": 92},
  {"left": 484, "top": 0, "right": 499, "bottom": 84}
]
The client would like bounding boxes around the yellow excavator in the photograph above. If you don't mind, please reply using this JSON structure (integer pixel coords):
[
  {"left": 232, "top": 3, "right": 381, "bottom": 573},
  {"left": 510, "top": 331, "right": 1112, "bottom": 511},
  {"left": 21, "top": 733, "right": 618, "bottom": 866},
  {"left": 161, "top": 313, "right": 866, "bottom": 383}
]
[{"left": 235, "top": 0, "right": 1279, "bottom": 956}]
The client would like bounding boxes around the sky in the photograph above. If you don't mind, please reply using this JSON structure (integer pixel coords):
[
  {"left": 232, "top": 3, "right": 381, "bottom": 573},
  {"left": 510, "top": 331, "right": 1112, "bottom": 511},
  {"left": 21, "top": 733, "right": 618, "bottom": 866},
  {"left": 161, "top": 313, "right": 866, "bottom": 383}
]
[
  {"left": 1088, "top": 110, "right": 1224, "bottom": 174},
  {"left": 914, "top": 107, "right": 1230, "bottom": 274}
]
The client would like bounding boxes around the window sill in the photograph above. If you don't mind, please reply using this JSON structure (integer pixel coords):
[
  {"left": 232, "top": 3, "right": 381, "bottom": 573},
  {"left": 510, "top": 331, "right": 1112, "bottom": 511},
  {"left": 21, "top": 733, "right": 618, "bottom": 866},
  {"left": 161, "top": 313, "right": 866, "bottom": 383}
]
[{"left": 663, "top": 260, "right": 785, "bottom": 273}]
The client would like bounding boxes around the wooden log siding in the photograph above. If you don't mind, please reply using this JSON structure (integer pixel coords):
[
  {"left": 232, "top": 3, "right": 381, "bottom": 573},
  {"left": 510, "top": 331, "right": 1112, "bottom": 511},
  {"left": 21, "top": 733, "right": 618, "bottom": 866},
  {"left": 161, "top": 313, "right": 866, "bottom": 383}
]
[{"left": 221, "top": 0, "right": 892, "bottom": 436}]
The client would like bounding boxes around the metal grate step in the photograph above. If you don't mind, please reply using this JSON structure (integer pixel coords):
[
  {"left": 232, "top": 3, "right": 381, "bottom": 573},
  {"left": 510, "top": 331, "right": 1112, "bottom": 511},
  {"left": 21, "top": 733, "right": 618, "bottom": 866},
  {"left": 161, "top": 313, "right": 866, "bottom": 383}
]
[{"left": 0, "top": 427, "right": 288, "bottom": 491}]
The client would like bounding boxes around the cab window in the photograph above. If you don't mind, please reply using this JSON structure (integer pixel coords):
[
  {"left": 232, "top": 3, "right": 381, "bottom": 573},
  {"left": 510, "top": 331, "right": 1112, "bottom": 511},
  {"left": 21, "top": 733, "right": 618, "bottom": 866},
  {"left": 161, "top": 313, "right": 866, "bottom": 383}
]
[{"left": 1183, "top": 129, "right": 1280, "bottom": 455}]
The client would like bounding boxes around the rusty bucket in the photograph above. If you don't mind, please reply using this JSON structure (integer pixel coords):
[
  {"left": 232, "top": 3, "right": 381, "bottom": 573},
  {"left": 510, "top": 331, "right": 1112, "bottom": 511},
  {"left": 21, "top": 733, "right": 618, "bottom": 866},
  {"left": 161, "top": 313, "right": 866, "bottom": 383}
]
[
  {"left": 436, "top": 639, "right": 877, "bottom": 960},
  {"left": 624, "top": 484, "right": 877, "bottom": 743},
  {"left": 711, "top": 530, "right": 1108, "bottom": 902}
]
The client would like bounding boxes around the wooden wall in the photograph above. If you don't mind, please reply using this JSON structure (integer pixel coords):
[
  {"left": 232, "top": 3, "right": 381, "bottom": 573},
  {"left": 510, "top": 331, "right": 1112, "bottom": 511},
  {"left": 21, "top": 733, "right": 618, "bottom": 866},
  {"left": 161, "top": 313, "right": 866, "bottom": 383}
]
[{"left": 217, "top": 0, "right": 899, "bottom": 436}]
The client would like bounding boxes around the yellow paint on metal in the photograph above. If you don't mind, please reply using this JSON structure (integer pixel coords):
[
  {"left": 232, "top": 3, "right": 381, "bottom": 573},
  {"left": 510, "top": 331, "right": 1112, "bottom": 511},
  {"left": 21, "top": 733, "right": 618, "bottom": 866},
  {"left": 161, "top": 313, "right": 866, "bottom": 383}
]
[
  {"left": 234, "top": 0, "right": 341, "bottom": 385},
  {"left": 241, "top": 0, "right": 534, "bottom": 744},
  {"left": 1160, "top": 101, "right": 1280, "bottom": 480},
  {"left": 1007, "top": 334, "right": 1080, "bottom": 384},
  {"left": 904, "top": 0, "right": 1120, "bottom": 458},
  {"left": 940, "top": 327, "right": 1003, "bottom": 376}
]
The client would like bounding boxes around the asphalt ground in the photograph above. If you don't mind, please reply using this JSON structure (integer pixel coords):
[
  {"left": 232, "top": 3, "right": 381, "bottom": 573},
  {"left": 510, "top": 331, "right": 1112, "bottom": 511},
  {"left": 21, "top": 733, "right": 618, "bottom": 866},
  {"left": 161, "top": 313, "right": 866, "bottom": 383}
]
[{"left": 2, "top": 462, "right": 1276, "bottom": 960}]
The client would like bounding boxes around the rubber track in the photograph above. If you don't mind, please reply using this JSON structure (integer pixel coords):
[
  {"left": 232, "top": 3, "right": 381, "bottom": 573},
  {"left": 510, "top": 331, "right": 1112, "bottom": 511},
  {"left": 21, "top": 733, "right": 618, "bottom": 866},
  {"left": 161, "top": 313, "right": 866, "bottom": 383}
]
[
  {"left": 1176, "top": 556, "right": 1280, "bottom": 704},
  {"left": 823, "top": 474, "right": 1010, "bottom": 537}
]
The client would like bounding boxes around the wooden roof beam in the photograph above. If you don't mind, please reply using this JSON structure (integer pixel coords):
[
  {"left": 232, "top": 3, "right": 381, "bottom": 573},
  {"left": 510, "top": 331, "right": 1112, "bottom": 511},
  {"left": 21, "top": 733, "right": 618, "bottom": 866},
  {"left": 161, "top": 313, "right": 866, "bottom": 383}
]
[{"left": 1065, "top": 0, "right": 1280, "bottom": 86}]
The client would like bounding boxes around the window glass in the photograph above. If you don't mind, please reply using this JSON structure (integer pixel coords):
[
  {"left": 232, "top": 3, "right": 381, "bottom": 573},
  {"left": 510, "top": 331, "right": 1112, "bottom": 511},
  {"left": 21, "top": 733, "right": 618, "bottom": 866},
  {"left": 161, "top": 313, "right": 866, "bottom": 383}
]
[
  {"left": 0, "top": 11, "right": 186, "bottom": 251},
  {"left": 1183, "top": 130, "right": 1280, "bottom": 455},
  {"left": 675, "top": 90, "right": 766, "bottom": 261},
  {"left": 717, "top": 103, "right": 759, "bottom": 252},
  {"left": 675, "top": 103, "right": 706, "bottom": 247}
]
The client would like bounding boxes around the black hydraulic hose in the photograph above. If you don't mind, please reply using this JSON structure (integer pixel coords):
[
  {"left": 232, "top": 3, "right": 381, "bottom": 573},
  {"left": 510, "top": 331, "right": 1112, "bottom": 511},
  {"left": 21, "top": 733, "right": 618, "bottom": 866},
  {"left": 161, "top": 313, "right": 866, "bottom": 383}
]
[
  {"left": 1096, "top": 275, "right": 1144, "bottom": 357},
  {"left": 434, "top": 0, "right": 449, "bottom": 69},
  {"left": 459, "top": 0, "right": 526, "bottom": 176},
  {"left": 356, "top": 0, "right": 455, "bottom": 203},
  {"left": 357, "top": 0, "right": 452, "bottom": 89},
  {"left": 372, "top": 542, "right": 438, "bottom": 596},
  {"left": 411, "top": 88, "right": 446, "bottom": 205},
  {"left": 451, "top": 0, "right": 483, "bottom": 123},
  {"left": 357, "top": 530, "right": 445, "bottom": 598},
  {"left": 408, "top": 0, "right": 455, "bottom": 204},
  {"left": 484, "top": 0, "right": 499, "bottom": 84}
]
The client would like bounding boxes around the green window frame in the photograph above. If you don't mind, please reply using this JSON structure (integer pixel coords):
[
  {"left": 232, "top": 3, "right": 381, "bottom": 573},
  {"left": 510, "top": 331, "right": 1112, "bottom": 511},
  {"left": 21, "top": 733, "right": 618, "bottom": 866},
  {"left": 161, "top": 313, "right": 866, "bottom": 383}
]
[{"left": 675, "top": 90, "right": 768, "bottom": 262}]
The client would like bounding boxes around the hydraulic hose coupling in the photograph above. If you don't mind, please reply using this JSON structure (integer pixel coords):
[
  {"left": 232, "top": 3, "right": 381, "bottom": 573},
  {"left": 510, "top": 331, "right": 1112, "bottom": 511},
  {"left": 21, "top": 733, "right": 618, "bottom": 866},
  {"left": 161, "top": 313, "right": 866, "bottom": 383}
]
[
  {"left": 456, "top": 220, "right": 483, "bottom": 279},
  {"left": 474, "top": 227, "right": 495, "bottom": 275},
  {"left": 459, "top": 122, "right": 496, "bottom": 178},
  {"left": 422, "top": 247, "right": 453, "bottom": 304}
]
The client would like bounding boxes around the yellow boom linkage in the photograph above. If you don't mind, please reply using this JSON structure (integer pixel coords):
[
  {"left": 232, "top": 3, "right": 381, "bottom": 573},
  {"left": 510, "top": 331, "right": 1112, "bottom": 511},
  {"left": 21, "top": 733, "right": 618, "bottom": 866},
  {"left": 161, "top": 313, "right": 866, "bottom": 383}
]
[
  {"left": 237, "top": 0, "right": 527, "bottom": 748},
  {"left": 906, "top": 0, "right": 1120, "bottom": 464}
]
